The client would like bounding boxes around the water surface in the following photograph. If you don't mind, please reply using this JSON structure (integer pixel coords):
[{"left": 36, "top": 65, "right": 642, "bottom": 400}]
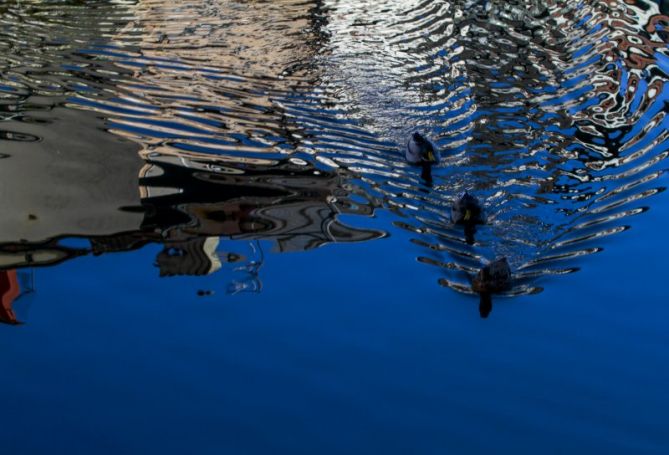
[{"left": 1, "top": 1, "right": 668, "bottom": 453}]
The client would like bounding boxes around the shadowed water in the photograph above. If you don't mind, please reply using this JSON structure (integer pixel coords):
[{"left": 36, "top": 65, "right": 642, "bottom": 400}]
[{"left": 0, "top": 0, "right": 668, "bottom": 453}]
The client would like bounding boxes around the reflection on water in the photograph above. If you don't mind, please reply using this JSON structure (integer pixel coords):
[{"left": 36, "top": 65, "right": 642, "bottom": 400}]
[
  {"left": 1, "top": 0, "right": 669, "bottom": 321},
  {"left": 0, "top": 268, "right": 34, "bottom": 325}
]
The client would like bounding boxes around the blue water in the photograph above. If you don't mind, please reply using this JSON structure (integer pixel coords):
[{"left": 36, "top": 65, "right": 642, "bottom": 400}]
[
  {"left": 1, "top": 0, "right": 669, "bottom": 453},
  {"left": 1, "top": 198, "right": 667, "bottom": 453}
]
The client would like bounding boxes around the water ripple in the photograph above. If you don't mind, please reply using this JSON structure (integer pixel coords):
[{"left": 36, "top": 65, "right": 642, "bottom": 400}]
[{"left": 1, "top": 0, "right": 668, "bottom": 308}]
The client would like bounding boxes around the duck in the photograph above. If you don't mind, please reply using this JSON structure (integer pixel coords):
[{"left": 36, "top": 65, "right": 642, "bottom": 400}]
[
  {"left": 406, "top": 132, "right": 439, "bottom": 184},
  {"left": 451, "top": 191, "right": 485, "bottom": 244},
  {"left": 472, "top": 257, "right": 512, "bottom": 294},
  {"left": 472, "top": 257, "right": 512, "bottom": 318}
]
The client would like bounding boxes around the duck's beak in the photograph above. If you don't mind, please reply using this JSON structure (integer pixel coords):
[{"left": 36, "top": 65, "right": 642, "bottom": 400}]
[
  {"left": 464, "top": 209, "right": 472, "bottom": 221},
  {"left": 426, "top": 150, "right": 435, "bottom": 162}
]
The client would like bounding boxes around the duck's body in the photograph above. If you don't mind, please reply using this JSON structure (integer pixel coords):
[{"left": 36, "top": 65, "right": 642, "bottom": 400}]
[
  {"left": 406, "top": 132, "right": 439, "bottom": 165},
  {"left": 451, "top": 191, "right": 485, "bottom": 225},
  {"left": 472, "top": 257, "right": 512, "bottom": 294}
]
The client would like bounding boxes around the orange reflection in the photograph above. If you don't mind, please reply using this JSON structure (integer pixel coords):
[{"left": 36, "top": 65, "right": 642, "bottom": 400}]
[{"left": 0, "top": 270, "right": 21, "bottom": 325}]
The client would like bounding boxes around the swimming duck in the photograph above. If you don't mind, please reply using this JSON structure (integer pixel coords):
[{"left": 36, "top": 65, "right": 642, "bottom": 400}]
[
  {"left": 473, "top": 257, "right": 511, "bottom": 319},
  {"left": 451, "top": 191, "right": 485, "bottom": 244},
  {"left": 406, "top": 132, "right": 439, "bottom": 184},
  {"left": 472, "top": 257, "right": 512, "bottom": 294}
]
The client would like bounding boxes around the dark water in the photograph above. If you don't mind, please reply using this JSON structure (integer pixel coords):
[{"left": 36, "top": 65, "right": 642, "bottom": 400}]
[{"left": 1, "top": 0, "right": 668, "bottom": 452}]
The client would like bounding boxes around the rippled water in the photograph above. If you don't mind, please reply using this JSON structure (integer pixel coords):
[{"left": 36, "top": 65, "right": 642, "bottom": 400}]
[{"left": 1, "top": 0, "right": 668, "bottom": 452}]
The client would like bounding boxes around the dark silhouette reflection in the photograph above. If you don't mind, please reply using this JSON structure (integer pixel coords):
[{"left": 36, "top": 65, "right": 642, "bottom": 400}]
[
  {"left": 464, "top": 224, "right": 477, "bottom": 247},
  {"left": 479, "top": 293, "right": 493, "bottom": 319},
  {"left": 420, "top": 162, "right": 433, "bottom": 187}
]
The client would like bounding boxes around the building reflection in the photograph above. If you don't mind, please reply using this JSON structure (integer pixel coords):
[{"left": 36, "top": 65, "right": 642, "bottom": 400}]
[
  {"left": 0, "top": 0, "right": 385, "bottom": 326},
  {"left": 138, "top": 158, "right": 381, "bottom": 250},
  {"left": 0, "top": 157, "right": 383, "bottom": 324}
]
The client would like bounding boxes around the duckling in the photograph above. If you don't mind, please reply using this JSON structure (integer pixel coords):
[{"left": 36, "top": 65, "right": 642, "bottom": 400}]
[
  {"left": 406, "top": 132, "right": 439, "bottom": 184},
  {"left": 451, "top": 191, "right": 485, "bottom": 244},
  {"left": 472, "top": 257, "right": 512, "bottom": 294}
]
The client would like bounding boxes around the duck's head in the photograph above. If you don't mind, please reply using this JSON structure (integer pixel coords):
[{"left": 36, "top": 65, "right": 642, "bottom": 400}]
[
  {"left": 460, "top": 190, "right": 481, "bottom": 206},
  {"left": 411, "top": 132, "right": 424, "bottom": 142}
]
